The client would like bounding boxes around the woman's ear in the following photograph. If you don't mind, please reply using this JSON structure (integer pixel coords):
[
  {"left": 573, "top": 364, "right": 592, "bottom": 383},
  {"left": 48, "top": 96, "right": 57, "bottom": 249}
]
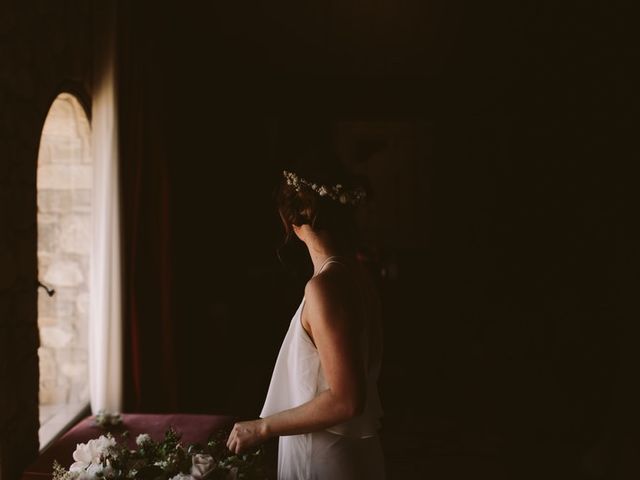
[{"left": 292, "top": 224, "right": 302, "bottom": 240}]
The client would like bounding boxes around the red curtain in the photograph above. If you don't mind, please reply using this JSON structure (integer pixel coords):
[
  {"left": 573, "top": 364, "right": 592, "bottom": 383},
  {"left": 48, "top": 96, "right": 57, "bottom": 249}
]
[{"left": 117, "top": 1, "right": 178, "bottom": 412}]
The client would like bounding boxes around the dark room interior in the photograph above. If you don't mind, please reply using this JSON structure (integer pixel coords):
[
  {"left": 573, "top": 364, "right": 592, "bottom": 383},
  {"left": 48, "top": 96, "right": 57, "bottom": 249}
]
[{"left": 0, "top": 1, "right": 636, "bottom": 479}]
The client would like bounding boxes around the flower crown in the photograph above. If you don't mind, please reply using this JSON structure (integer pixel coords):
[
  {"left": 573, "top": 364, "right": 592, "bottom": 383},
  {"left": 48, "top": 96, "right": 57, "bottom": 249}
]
[{"left": 283, "top": 170, "right": 366, "bottom": 205}]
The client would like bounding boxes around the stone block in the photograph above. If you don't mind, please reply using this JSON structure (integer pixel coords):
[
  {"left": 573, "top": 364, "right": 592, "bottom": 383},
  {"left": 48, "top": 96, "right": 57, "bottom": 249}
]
[
  {"left": 74, "top": 317, "right": 89, "bottom": 347},
  {"left": 39, "top": 325, "right": 73, "bottom": 349},
  {"left": 37, "top": 189, "right": 92, "bottom": 214},
  {"left": 60, "top": 362, "right": 86, "bottom": 380},
  {"left": 36, "top": 212, "right": 58, "bottom": 224},
  {"left": 48, "top": 139, "right": 83, "bottom": 164},
  {"left": 74, "top": 190, "right": 92, "bottom": 212},
  {"left": 37, "top": 316, "right": 56, "bottom": 327},
  {"left": 37, "top": 218, "right": 60, "bottom": 254},
  {"left": 36, "top": 142, "right": 53, "bottom": 165},
  {"left": 41, "top": 100, "right": 76, "bottom": 137},
  {"left": 59, "top": 214, "right": 91, "bottom": 254},
  {"left": 38, "top": 288, "right": 74, "bottom": 319},
  {"left": 54, "top": 347, "right": 85, "bottom": 364},
  {"left": 69, "top": 382, "right": 89, "bottom": 403},
  {"left": 37, "top": 345, "right": 55, "bottom": 364},
  {"left": 76, "top": 291, "right": 89, "bottom": 316},
  {"left": 36, "top": 251, "right": 53, "bottom": 270},
  {"left": 77, "top": 254, "right": 90, "bottom": 278},
  {"left": 42, "top": 259, "right": 83, "bottom": 287},
  {"left": 39, "top": 379, "right": 59, "bottom": 405},
  {"left": 38, "top": 347, "right": 55, "bottom": 381},
  {"left": 36, "top": 165, "right": 92, "bottom": 190},
  {"left": 48, "top": 286, "right": 78, "bottom": 318},
  {"left": 55, "top": 372, "right": 71, "bottom": 389},
  {"left": 81, "top": 145, "right": 93, "bottom": 164}
]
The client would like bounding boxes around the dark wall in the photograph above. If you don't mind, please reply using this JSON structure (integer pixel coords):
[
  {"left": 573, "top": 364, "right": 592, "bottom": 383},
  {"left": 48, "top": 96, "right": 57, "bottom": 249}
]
[
  {"left": 157, "top": 2, "right": 636, "bottom": 479},
  {"left": 0, "top": 1, "right": 94, "bottom": 478}
]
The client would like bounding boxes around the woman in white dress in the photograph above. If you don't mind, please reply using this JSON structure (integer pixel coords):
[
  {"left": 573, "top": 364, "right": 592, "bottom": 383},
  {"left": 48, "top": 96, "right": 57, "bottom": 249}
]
[{"left": 226, "top": 163, "right": 385, "bottom": 479}]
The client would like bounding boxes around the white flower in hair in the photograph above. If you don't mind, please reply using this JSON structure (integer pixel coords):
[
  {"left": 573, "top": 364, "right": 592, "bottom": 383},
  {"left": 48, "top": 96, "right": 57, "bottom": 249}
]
[{"left": 282, "top": 170, "right": 366, "bottom": 205}]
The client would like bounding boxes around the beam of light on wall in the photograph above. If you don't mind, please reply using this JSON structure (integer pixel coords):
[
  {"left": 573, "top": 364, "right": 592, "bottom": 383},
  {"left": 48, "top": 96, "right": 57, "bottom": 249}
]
[{"left": 89, "top": 2, "right": 122, "bottom": 414}]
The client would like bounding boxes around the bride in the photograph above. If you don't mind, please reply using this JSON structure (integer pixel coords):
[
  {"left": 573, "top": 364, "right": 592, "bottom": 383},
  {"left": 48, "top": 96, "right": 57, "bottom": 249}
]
[{"left": 226, "top": 160, "right": 385, "bottom": 479}]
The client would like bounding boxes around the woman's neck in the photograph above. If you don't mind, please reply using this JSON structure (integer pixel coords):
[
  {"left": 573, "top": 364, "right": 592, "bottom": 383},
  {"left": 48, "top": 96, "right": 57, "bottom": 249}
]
[{"left": 304, "top": 232, "right": 353, "bottom": 275}]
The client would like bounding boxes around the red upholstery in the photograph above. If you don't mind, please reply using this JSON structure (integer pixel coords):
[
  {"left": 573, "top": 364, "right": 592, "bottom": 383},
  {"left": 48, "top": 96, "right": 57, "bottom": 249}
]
[{"left": 22, "top": 414, "right": 236, "bottom": 480}]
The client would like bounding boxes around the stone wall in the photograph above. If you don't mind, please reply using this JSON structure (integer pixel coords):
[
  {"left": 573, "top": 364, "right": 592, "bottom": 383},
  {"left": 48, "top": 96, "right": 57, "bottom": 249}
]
[
  {"left": 0, "top": 2, "right": 93, "bottom": 479},
  {"left": 37, "top": 93, "right": 91, "bottom": 409}
]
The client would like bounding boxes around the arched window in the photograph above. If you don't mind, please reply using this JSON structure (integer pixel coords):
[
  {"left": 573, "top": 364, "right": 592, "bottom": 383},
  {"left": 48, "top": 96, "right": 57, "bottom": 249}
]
[{"left": 36, "top": 93, "right": 92, "bottom": 447}]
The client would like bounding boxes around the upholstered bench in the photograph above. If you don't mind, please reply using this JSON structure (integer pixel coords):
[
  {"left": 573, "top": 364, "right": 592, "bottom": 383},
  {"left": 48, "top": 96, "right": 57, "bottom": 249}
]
[{"left": 22, "top": 413, "right": 236, "bottom": 480}]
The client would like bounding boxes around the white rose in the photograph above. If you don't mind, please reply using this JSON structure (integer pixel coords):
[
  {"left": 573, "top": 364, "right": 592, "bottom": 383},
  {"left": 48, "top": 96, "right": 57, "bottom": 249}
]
[
  {"left": 70, "top": 436, "right": 116, "bottom": 472},
  {"left": 135, "top": 433, "right": 152, "bottom": 446},
  {"left": 190, "top": 454, "right": 215, "bottom": 480},
  {"left": 76, "top": 464, "right": 102, "bottom": 480},
  {"left": 70, "top": 443, "right": 92, "bottom": 472},
  {"left": 93, "top": 435, "right": 116, "bottom": 454},
  {"left": 86, "top": 464, "right": 103, "bottom": 478}
]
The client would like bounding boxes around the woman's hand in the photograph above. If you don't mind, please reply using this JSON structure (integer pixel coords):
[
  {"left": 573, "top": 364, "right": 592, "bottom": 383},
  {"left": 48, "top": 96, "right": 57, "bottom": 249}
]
[{"left": 226, "top": 419, "right": 270, "bottom": 454}]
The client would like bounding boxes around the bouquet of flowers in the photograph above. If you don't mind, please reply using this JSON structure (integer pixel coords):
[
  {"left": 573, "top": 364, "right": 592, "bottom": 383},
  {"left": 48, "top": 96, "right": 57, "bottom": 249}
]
[{"left": 52, "top": 428, "right": 271, "bottom": 480}]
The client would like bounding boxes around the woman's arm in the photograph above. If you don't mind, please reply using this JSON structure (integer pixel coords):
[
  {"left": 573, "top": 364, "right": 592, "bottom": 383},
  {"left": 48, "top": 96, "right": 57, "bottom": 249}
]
[{"left": 226, "top": 269, "right": 366, "bottom": 453}]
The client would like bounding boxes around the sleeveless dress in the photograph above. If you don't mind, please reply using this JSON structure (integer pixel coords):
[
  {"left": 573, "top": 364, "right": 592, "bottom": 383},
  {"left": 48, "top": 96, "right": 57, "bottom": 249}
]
[{"left": 260, "top": 258, "right": 385, "bottom": 480}]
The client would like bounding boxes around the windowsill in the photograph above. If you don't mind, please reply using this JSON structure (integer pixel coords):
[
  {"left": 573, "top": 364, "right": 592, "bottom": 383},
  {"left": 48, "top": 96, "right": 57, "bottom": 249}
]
[{"left": 39, "top": 401, "right": 90, "bottom": 452}]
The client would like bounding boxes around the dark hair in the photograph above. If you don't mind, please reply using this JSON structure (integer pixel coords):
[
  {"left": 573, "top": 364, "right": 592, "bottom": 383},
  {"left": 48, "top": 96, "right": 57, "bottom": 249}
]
[{"left": 276, "top": 149, "right": 367, "bottom": 253}]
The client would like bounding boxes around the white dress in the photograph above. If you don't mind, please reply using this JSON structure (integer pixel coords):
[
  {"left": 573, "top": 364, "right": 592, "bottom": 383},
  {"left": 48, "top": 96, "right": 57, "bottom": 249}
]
[{"left": 260, "top": 258, "right": 385, "bottom": 480}]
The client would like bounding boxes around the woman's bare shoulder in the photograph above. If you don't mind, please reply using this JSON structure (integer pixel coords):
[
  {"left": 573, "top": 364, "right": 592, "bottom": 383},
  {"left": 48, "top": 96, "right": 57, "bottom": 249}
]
[{"left": 305, "top": 266, "right": 348, "bottom": 299}]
